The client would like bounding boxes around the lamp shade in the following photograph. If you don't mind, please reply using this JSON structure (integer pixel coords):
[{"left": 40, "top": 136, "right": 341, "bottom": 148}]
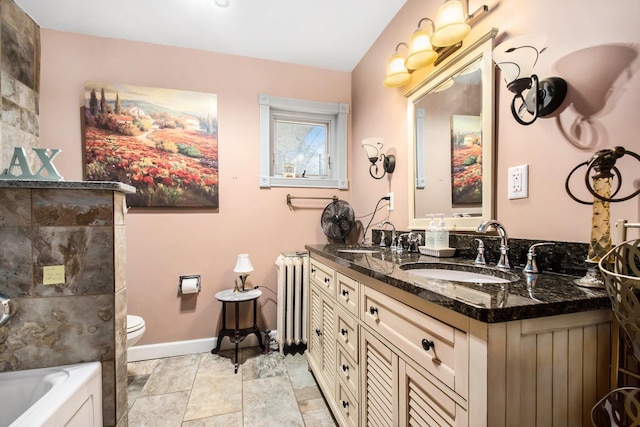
[
  {"left": 431, "top": 0, "right": 470, "bottom": 47},
  {"left": 405, "top": 28, "right": 438, "bottom": 70},
  {"left": 383, "top": 52, "right": 411, "bottom": 88},
  {"left": 233, "top": 254, "right": 254, "bottom": 273},
  {"left": 493, "top": 33, "right": 547, "bottom": 85},
  {"left": 362, "top": 138, "right": 382, "bottom": 160}
]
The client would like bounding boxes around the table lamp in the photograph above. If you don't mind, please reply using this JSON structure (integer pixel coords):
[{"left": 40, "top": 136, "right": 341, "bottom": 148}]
[{"left": 233, "top": 254, "right": 254, "bottom": 292}]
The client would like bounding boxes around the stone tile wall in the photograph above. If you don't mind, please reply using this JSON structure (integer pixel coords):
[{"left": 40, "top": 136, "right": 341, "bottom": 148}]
[
  {"left": 0, "top": 187, "right": 128, "bottom": 427},
  {"left": 0, "top": 0, "right": 40, "bottom": 170}
]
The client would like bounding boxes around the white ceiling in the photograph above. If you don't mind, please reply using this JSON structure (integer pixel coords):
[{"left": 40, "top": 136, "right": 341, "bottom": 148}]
[{"left": 15, "top": 0, "right": 407, "bottom": 72}]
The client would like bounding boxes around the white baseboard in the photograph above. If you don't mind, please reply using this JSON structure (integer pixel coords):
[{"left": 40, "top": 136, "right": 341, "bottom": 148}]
[{"left": 127, "top": 331, "right": 276, "bottom": 362}]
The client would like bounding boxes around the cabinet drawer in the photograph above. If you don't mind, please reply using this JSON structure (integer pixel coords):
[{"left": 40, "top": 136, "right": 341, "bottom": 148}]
[
  {"left": 362, "top": 286, "right": 468, "bottom": 397},
  {"left": 336, "top": 272, "right": 359, "bottom": 317},
  {"left": 336, "top": 378, "right": 359, "bottom": 427},
  {"left": 310, "top": 259, "right": 335, "bottom": 297},
  {"left": 335, "top": 306, "right": 358, "bottom": 362},
  {"left": 337, "top": 345, "right": 359, "bottom": 399}
]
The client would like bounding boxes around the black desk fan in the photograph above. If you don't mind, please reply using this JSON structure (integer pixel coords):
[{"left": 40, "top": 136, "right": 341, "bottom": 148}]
[
  {"left": 565, "top": 146, "right": 640, "bottom": 287},
  {"left": 321, "top": 199, "right": 355, "bottom": 243}
]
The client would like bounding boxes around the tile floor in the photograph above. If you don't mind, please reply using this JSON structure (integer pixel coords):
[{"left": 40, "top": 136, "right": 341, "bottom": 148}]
[{"left": 127, "top": 346, "right": 337, "bottom": 426}]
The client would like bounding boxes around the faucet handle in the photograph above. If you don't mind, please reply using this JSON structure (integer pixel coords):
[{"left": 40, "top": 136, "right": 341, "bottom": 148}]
[
  {"left": 474, "top": 238, "right": 486, "bottom": 265},
  {"left": 523, "top": 242, "right": 555, "bottom": 273}
]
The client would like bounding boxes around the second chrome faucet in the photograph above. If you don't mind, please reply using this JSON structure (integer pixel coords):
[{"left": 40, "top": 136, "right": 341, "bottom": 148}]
[{"left": 477, "top": 219, "right": 511, "bottom": 269}]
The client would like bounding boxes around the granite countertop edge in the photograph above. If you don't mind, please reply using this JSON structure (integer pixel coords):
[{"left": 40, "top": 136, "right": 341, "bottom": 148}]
[
  {"left": 306, "top": 244, "right": 611, "bottom": 324},
  {"left": 0, "top": 180, "right": 136, "bottom": 194}
]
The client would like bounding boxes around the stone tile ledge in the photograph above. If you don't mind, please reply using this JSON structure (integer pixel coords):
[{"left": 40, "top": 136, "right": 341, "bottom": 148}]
[{"left": 0, "top": 180, "right": 136, "bottom": 194}]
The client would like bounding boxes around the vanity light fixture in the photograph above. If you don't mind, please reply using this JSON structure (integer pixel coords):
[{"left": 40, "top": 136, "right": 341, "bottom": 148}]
[
  {"left": 383, "top": 43, "right": 412, "bottom": 88},
  {"left": 384, "top": 0, "right": 488, "bottom": 87},
  {"left": 493, "top": 33, "right": 568, "bottom": 125},
  {"left": 362, "top": 137, "right": 396, "bottom": 180},
  {"left": 233, "top": 254, "right": 253, "bottom": 292},
  {"left": 405, "top": 18, "right": 438, "bottom": 71}
]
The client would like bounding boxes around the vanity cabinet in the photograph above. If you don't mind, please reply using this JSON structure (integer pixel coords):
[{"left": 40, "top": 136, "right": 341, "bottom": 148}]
[{"left": 306, "top": 252, "right": 612, "bottom": 427}]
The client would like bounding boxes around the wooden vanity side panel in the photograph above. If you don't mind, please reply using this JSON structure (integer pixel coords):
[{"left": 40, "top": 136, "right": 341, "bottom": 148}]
[{"left": 487, "top": 310, "right": 612, "bottom": 427}]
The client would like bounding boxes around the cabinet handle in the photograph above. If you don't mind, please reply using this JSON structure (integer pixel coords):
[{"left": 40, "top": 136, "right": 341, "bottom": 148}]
[
  {"left": 342, "top": 364, "right": 349, "bottom": 372},
  {"left": 341, "top": 328, "right": 348, "bottom": 336},
  {"left": 369, "top": 306, "right": 378, "bottom": 315},
  {"left": 342, "top": 401, "right": 349, "bottom": 409},
  {"left": 311, "top": 268, "right": 316, "bottom": 273},
  {"left": 421, "top": 339, "right": 434, "bottom": 351},
  {"left": 341, "top": 289, "right": 349, "bottom": 297},
  {"left": 315, "top": 328, "right": 322, "bottom": 336},
  {"left": 324, "top": 277, "right": 330, "bottom": 283}
]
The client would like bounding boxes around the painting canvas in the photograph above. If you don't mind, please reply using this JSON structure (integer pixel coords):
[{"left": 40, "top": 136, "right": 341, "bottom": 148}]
[
  {"left": 83, "top": 82, "right": 218, "bottom": 208},
  {"left": 450, "top": 115, "right": 482, "bottom": 206}
]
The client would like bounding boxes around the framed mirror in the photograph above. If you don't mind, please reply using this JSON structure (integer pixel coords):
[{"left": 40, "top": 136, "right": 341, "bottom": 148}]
[{"left": 406, "top": 29, "right": 497, "bottom": 231}]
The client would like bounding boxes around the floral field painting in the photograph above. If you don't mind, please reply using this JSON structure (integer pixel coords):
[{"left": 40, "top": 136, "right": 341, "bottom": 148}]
[
  {"left": 83, "top": 82, "right": 218, "bottom": 208},
  {"left": 450, "top": 115, "right": 482, "bottom": 206}
]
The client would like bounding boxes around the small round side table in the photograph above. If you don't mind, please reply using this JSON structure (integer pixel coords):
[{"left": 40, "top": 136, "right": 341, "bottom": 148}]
[{"left": 211, "top": 288, "right": 265, "bottom": 373}]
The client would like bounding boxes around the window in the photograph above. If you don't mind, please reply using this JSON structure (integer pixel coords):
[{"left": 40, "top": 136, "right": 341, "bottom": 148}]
[{"left": 259, "top": 94, "right": 349, "bottom": 189}]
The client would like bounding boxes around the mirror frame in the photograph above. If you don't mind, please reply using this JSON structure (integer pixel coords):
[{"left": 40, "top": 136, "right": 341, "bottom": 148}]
[{"left": 406, "top": 28, "right": 498, "bottom": 231}]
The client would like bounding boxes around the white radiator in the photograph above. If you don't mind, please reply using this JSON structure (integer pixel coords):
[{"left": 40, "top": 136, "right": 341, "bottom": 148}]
[{"left": 275, "top": 252, "right": 309, "bottom": 354}]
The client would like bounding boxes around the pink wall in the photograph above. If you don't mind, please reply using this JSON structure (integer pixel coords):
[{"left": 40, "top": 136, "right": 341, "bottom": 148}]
[
  {"left": 37, "top": 0, "right": 640, "bottom": 345},
  {"left": 38, "top": 30, "right": 351, "bottom": 344},
  {"left": 352, "top": 0, "right": 640, "bottom": 242}
]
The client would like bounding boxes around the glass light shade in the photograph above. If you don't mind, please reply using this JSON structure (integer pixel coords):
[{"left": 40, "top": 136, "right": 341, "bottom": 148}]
[
  {"left": 383, "top": 53, "right": 411, "bottom": 88},
  {"left": 431, "top": 0, "right": 470, "bottom": 47},
  {"left": 233, "top": 254, "right": 254, "bottom": 273},
  {"left": 493, "top": 33, "right": 547, "bottom": 85},
  {"left": 405, "top": 29, "right": 438, "bottom": 70},
  {"left": 361, "top": 139, "right": 381, "bottom": 160}
]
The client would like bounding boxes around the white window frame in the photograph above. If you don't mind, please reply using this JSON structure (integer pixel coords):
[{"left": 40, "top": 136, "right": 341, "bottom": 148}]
[{"left": 259, "top": 93, "right": 349, "bottom": 189}]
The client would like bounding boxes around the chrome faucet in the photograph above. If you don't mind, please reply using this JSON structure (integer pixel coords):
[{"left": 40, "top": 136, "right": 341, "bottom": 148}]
[
  {"left": 0, "top": 293, "right": 11, "bottom": 327},
  {"left": 523, "top": 242, "right": 555, "bottom": 273},
  {"left": 477, "top": 220, "right": 511, "bottom": 269},
  {"left": 379, "top": 221, "right": 397, "bottom": 249},
  {"left": 398, "top": 232, "right": 422, "bottom": 253}
]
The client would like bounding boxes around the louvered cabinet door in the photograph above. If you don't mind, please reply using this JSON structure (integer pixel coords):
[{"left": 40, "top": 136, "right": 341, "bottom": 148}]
[
  {"left": 308, "top": 285, "right": 324, "bottom": 372},
  {"left": 321, "top": 294, "right": 335, "bottom": 396},
  {"left": 361, "top": 329, "right": 399, "bottom": 427},
  {"left": 309, "top": 284, "right": 336, "bottom": 399},
  {"left": 399, "top": 360, "right": 468, "bottom": 427}
]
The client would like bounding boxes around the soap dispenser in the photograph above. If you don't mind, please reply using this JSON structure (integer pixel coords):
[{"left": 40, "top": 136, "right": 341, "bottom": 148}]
[
  {"left": 425, "top": 214, "right": 436, "bottom": 249},
  {"left": 434, "top": 214, "right": 449, "bottom": 249}
]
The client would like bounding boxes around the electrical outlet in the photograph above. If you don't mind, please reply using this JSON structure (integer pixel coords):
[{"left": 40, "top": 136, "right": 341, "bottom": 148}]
[
  {"left": 387, "top": 192, "right": 394, "bottom": 210},
  {"left": 508, "top": 165, "right": 529, "bottom": 199}
]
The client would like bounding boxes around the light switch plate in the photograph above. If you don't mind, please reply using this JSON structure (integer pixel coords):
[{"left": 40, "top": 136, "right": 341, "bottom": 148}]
[{"left": 508, "top": 164, "right": 529, "bottom": 199}]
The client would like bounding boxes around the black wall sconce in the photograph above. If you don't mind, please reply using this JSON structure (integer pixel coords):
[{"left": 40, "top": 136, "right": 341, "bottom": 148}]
[
  {"left": 493, "top": 33, "right": 567, "bottom": 125},
  {"left": 362, "top": 137, "right": 395, "bottom": 179}
]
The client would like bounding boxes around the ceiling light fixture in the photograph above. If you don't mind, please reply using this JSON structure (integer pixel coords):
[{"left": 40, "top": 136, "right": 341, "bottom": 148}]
[
  {"left": 384, "top": 0, "right": 488, "bottom": 88},
  {"left": 214, "top": 0, "right": 230, "bottom": 7},
  {"left": 493, "top": 33, "right": 567, "bottom": 125}
]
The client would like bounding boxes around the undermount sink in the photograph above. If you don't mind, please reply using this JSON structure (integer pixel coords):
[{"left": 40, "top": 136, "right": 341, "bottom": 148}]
[
  {"left": 337, "top": 249, "right": 380, "bottom": 254},
  {"left": 400, "top": 264, "right": 517, "bottom": 284}
]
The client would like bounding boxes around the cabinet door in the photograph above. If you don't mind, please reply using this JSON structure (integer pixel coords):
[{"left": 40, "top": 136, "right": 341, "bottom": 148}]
[
  {"left": 309, "top": 285, "right": 324, "bottom": 372},
  {"left": 361, "top": 329, "right": 398, "bottom": 427},
  {"left": 321, "top": 292, "right": 336, "bottom": 396},
  {"left": 399, "top": 360, "right": 468, "bottom": 427},
  {"left": 308, "top": 284, "right": 336, "bottom": 399}
]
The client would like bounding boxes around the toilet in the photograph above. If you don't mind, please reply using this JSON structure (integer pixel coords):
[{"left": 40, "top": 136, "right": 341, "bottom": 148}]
[{"left": 127, "top": 315, "right": 146, "bottom": 348}]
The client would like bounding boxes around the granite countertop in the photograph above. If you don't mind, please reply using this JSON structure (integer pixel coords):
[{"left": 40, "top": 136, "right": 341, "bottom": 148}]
[
  {"left": 0, "top": 180, "right": 136, "bottom": 194},
  {"left": 306, "top": 244, "right": 611, "bottom": 323}
]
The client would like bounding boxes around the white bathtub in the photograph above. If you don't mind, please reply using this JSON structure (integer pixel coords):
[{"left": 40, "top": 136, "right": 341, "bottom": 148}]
[{"left": 0, "top": 362, "right": 102, "bottom": 427}]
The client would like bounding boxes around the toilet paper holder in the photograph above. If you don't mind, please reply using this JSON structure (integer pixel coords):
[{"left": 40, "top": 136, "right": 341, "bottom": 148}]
[{"left": 179, "top": 275, "right": 201, "bottom": 295}]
